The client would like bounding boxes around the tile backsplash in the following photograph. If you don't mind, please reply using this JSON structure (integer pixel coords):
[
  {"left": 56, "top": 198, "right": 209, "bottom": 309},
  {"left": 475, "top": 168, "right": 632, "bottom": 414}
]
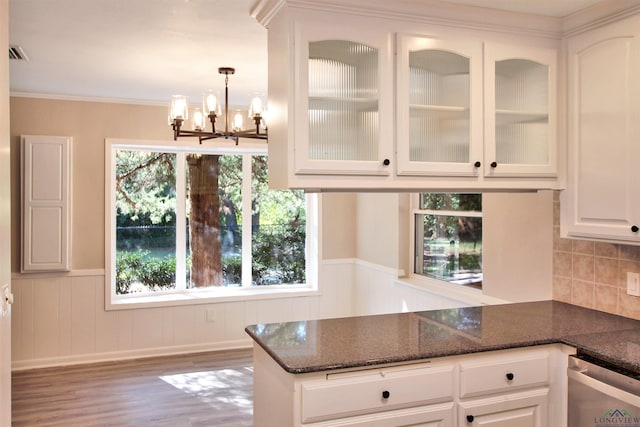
[{"left": 553, "top": 192, "right": 640, "bottom": 319}]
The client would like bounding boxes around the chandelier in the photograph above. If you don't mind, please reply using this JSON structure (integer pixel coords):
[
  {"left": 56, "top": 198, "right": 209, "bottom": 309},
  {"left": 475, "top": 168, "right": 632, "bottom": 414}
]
[{"left": 168, "top": 67, "right": 268, "bottom": 144}]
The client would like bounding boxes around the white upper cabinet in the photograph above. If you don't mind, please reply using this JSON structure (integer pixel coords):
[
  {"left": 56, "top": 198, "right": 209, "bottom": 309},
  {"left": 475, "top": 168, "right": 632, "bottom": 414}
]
[
  {"left": 484, "top": 43, "right": 558, "bottom": 178},
  {"left": 253, "top": 0, "right": 563, "bottom": 191},
  {"left": 561, "top": 12, "right": 640, "bottom": 243},
  {"left": 396, "top": 36, "right": 483, "bottom": 176},
  {"left": 294, "top": 25, "right": 393, "bottom": 176}
]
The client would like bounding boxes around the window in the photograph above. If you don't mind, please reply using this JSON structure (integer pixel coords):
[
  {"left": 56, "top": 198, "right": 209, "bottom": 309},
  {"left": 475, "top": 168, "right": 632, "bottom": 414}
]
[
  {"left": 106, "top": 139, "right": 317, "bottom": 308},
  {"left": 413, "top": 193, "right": 482, "bottom": 288}
]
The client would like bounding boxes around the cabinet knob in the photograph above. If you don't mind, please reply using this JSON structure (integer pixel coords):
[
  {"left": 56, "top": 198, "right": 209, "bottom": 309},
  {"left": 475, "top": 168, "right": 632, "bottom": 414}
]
[
  {"left": 382, "top": 159, "right": 390, "bottom": 166},
  {"left": 474, "top": 161, "right": 481, "bottom": 168},
  {"left": 490, "top": 161, "right": 498, "bottom": 168},
  {"left": 632, "top": 225, "right": 639, "bottom": 233},
  {"left": 467, "top": 415, "right": 474, "bottom": 423},
  {"left": 506, "top": 372, "right": 514, "bottom": 381},
  {"left": 382, "top": 390, "right": 390, "bottom": 399}
]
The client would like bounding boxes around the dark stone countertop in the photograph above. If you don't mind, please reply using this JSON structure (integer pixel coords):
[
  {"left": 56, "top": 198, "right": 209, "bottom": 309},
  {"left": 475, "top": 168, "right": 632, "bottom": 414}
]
[{"left": 245, "top": 300, "right": 640, "bottom": 374}]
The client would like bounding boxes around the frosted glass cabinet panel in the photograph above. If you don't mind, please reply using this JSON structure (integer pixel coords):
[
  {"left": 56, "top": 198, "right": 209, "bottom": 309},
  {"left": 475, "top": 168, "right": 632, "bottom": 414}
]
[
  {"left": 397, "top": 36, "right": 483, "bottom": 176},
  {"left": 308, "top": 41, "right": 379, "bottom": 162},
  {"left": 294, "top": 26, "right": 393, "bottom": 176},
  {"left": 484, "top": 44, "right": 557, "bottom": 177}
]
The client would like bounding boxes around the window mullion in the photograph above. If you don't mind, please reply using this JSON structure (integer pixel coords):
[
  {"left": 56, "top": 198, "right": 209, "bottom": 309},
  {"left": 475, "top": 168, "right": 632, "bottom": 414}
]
[
  {"left": 241, "top": 154, "right": 253, "bottom": 287},
  {"left": 175, "top": 152, "right": 187, "bottom": 290}
]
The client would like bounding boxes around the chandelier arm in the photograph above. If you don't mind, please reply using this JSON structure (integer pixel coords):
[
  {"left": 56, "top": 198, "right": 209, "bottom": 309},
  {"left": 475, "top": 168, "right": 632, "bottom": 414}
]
[{"left": 172, "top": 118, "right": 184, "bottom": 141}]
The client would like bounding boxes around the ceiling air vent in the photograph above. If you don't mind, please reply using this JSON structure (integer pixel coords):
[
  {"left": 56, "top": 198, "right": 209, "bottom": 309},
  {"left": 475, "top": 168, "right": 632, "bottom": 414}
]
[{"left": 9, "top": 45, "right": 29, "bottom": 61}]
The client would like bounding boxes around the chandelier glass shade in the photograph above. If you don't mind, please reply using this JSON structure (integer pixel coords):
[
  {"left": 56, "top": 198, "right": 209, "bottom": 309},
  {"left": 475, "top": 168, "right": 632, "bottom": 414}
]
[{"left": 168, "top": 67, "right": 268, "bottom": 144}]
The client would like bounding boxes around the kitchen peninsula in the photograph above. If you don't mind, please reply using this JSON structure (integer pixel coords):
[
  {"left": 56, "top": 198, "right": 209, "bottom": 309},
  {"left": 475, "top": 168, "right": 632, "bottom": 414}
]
[{"left": 246, "top": 301, "right": 640, "bottom": 426}]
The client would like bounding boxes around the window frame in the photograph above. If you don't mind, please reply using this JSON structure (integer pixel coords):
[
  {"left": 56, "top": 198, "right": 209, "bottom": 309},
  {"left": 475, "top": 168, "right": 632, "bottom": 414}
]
[
  {"left": 105, "top": 138, "right": 319, "bottom": 310},
  {"left": 409, "top": 193, "right": 483, "bottom": 296}
]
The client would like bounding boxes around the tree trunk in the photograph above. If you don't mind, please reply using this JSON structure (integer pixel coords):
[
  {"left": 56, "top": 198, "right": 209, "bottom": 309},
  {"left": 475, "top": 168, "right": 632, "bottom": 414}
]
[{"left": 187, "top": 154, "right": 223, "bottom": 287}]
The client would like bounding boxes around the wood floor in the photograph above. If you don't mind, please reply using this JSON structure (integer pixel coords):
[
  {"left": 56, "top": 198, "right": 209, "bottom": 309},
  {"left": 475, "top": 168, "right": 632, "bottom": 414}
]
[{"left": 11, "top": 348, "right": 254, "bottom": 427}]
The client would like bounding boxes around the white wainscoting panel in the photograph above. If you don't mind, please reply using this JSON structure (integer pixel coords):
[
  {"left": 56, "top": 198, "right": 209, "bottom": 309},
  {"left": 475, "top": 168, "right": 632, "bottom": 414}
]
[
  {"left": 353, "top": 259, "right": 471, "bottom": 316},
  {"left": 12, "top": 259, "right": 469, "bottom": 369},
  {"left": 11, "top": 261, "right": 356, "bottom": 369}
]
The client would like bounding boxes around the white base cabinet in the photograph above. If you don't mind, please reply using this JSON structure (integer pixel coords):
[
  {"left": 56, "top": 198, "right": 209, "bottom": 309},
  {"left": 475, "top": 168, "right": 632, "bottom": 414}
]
[
  {"left": 459, "top": 390, "right": 548, "bottom": 427},
  {"left": 252, "top": 344, "right": 573, "bottom": 427}
]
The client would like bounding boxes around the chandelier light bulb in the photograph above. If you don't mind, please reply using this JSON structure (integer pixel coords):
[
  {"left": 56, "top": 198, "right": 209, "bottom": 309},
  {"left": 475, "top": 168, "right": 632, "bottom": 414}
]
[
  {"left": 249, "top": 94, "right": 264, "bottom": 117},
  {"left": 260, "top": 107, "right": 269, "bottom": 129},
  {"left": 203, "top": 91, "right": 219, "bottom": 116},
  {"left": 233, "top": 111, "right": 244, "bottom": 132},
  {"left": 169, "top": 95, "right": 188, "bottom": 121},
  {"left": 192, "top": 108, "right": 205, "bottom": 131}
]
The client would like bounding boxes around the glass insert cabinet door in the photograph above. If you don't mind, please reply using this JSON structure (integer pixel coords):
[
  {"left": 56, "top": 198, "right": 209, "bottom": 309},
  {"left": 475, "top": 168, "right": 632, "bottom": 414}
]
[
  {"left": 294, "top": 26, "right": 393, "bottom": 175},
  {"left": 396, "top": 35, "right": 483, "bottom": 176},
  {"left": 484, "top": 43, "right": 558, "bottom": 177}
]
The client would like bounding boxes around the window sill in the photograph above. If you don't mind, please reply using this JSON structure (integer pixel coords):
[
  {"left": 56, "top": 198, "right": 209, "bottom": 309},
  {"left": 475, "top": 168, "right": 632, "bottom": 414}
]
[
  {"left": 394, "top": 275, "right": 509, "bottom": 306},
  {"left": 106, "top": 285, "right": 321, "bottom": 311}
]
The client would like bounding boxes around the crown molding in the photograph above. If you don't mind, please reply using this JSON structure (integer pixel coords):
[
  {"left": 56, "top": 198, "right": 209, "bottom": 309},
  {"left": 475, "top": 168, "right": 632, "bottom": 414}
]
[
  {"left": 562, "top": 0, "right": 640, "bottom": 37},
  {"left": 251, "top": 0, "right": 563, "bottom": 39},
  {"left": 10, "top": 91, "right": 167, "bottom": 107}
]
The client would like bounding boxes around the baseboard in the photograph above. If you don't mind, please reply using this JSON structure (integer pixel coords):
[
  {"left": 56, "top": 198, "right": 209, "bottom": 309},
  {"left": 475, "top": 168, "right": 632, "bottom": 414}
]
[{"left": 12, "top": 339, "right": 253, "bottom": 371}]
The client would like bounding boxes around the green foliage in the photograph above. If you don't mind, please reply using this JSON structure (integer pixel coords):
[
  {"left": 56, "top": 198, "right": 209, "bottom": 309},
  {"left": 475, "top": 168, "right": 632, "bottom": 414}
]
[
  {"left": 138, "top": 256, "right": 176, "bottom": 290},
  {"left": 115, "top": 151, "right": 176, "bottom": 226},
  {"left": 223, "top": 254, "right": 242, "bottom": 285},
  {"left": 421, "top": 193, "right": 482, "bottom": 211},
  {"left": 252, "top": 221, "right": 306, "bottom": 285},
  {"left": 115, "top": 251, "right": 145, "bottom": 294},
  {"left": 115, "top": 250, "right": 176, "bottom": 294}
]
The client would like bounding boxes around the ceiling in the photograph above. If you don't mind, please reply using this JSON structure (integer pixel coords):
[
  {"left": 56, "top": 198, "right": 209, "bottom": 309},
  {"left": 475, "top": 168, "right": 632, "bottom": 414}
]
[{"left": 8, "top": 0, "right": 607, "bottom": 106}]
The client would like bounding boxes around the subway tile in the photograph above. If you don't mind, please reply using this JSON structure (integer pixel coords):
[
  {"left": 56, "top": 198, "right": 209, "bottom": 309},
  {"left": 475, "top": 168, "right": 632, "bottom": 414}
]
[
  {"left": 620, "top": 245, "right": 640, "bottom": 262},
  {"left": 594, "top": 242, "right": 618, "bottom": 258},
  {"left": 573, "top": 253, "right": 594, "bottom": 282},
  {"left": 573, "top": 240, "right": 595, "bottom": 255},
  {"left": 594, "top": 284, "right": 618, "bottom": 313},
  {"left": 553, "top": 276, "right": 572, "bottom": 303},
  {"left": 572, "top": 280, "right": 594, "bottom": 308},
  {"left": 619, "top": 293, "right": 640, "bottom": 320},
  {"left": 553, "top": 251, "right": 572, "bottom": 278},
  {"left": 553, "top": 226, "right": 573, "bottom": 252},
  {"left": 594, "top": 257, "right": 618, "bottom": 286}
]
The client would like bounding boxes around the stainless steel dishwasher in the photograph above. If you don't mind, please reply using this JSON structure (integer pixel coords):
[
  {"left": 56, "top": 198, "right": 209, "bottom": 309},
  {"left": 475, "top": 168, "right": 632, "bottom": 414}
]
[{"left": 568, "top": 355, "right": 640, "bottom": 427}]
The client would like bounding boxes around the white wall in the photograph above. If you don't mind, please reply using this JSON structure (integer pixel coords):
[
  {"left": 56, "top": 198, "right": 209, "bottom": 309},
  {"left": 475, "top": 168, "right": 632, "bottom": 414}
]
[{"left": 483, "top": 191, "right": 554, "bottom": 302}]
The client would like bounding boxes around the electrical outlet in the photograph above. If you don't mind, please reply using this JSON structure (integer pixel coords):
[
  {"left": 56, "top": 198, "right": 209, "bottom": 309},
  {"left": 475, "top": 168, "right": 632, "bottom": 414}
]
[{"left": 627, "top": 272, "right": 640, "bottom": 296}]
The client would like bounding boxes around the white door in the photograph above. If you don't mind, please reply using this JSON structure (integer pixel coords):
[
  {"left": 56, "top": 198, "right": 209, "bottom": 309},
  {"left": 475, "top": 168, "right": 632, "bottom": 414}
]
[{"left": 1, "top": 0, "right": 12, "bottom": 423}]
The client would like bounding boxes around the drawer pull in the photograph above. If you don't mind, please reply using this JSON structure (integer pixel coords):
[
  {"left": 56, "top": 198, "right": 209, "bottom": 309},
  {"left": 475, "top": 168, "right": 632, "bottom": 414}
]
[
  {"left": 467, "top": 415, "right": 474, "bottom": 423},
  {"left": 506, "top": 372, "right": 514, "bottom": 381},
  {"left": 381, "top": 390, "right": 390, "bottom": 399}
]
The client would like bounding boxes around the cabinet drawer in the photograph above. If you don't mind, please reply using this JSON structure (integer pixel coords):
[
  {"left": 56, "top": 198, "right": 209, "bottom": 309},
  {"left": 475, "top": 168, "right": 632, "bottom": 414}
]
[
  {"left": 459, "top": 350, "right": 549, "bottom": 398},
  {"left": 300, "top": 364, "right": 454, "bottom": 423}
]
